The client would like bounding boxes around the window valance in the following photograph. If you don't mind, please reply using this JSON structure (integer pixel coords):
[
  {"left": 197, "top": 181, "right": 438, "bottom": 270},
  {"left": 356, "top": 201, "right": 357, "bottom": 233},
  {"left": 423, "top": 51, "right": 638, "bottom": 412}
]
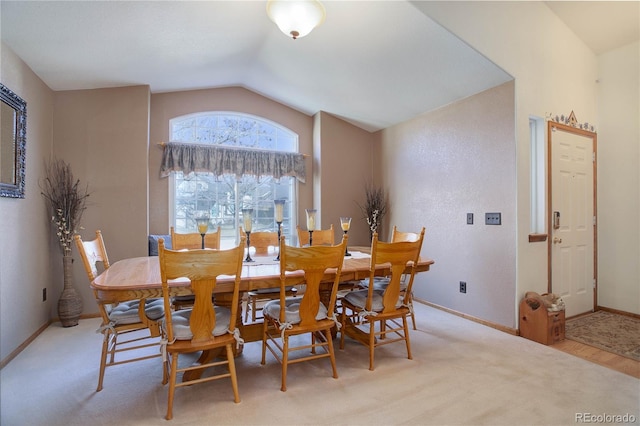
[{"left": 160, "top": 142, "right": 306, "bottom": 183}]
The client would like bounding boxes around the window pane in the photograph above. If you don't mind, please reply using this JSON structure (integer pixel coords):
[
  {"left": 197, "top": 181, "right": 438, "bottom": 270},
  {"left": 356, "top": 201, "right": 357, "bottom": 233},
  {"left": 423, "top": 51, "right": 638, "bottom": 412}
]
[{"left": 169, "top": 112, "right": 298, "bottom": 247}]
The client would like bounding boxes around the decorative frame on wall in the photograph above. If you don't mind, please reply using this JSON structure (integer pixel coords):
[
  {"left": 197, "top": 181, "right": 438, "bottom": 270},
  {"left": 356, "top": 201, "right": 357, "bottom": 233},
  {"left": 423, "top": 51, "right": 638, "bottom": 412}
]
[{"left": 0, "top": 83, "right": 27, "bottom": 198}]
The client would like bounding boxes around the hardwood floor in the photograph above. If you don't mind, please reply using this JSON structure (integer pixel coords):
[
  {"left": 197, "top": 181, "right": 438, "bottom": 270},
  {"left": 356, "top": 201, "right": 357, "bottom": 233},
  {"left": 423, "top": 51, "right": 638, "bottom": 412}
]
[{"left": 551, "top": 339, "right": 640, "bottom": 379}]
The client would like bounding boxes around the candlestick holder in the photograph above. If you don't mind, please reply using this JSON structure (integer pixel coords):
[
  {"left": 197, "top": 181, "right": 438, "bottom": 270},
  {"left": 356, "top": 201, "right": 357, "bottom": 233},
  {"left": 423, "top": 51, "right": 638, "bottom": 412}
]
[
  {"left": 244, "top": 230, "right": 254, "bottom": 262},
  {"left": 195, "top": 212, "right": 210, "bottom": 250},
  {"left": 242, "top": 208, "right": 254, "bottom": 262},
  {"left": 340, "top": 217, "right": 351, "bottom": 256},
  {"left": 274, "top": 199, "right": 285, "bottom": 260},
  {"left": 305, "top": 208, "right": 317, "bottom": 246},
  {"left": 274, "top": 221, "right": 283, "bottom": 261}
]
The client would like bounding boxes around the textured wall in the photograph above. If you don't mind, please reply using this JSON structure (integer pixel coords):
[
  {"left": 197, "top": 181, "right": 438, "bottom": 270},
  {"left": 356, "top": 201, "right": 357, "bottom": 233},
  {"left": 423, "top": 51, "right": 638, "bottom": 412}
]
[{"left": 379, "top": 82, "right": 516, "bottom": 328}]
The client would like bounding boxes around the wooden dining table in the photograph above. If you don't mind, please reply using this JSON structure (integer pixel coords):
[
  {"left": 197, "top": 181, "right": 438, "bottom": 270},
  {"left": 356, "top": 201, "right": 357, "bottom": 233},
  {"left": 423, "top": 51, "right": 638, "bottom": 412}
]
[{"left": 91, "top": 247, "right": 433, "bottom": 379}]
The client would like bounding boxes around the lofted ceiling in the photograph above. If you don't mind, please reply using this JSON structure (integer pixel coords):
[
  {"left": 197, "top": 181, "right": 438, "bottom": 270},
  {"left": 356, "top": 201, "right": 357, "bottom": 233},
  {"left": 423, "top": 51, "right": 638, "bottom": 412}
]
[{"left": 1, "top": 1, "right": 637, "bottom": 132}]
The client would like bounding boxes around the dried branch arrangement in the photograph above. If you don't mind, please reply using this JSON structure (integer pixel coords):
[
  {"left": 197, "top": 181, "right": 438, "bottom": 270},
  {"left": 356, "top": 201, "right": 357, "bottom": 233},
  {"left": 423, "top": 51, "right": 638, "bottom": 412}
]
[
  {"left": 41, "top": 159, "right": 90, "bottom": 255},
  {"left": 358, "top": 183, "right": 387, "bottom": 236}
]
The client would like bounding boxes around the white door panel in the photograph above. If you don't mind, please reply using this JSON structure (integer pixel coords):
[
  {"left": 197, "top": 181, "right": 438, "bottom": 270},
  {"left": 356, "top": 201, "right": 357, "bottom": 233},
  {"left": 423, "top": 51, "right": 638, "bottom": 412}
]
[{"left": 549, "top": 122, "right": 596, "bottom": 318}]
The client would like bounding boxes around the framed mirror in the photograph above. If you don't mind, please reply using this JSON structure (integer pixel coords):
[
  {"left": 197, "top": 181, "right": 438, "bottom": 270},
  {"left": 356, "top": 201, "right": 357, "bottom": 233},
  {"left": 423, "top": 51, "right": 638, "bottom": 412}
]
[{"left": 0, "top": 83, "right": 27, "bottom": 198}]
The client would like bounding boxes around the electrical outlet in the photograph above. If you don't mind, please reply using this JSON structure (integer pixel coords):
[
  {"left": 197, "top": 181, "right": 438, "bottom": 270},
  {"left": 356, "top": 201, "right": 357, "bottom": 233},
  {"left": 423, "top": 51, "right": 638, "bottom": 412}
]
[
  {"left": 42, "top": 288, "right": 47, "bottom": 302},
  {"left": 459, "top": 281, "right": 467, "bottom": 293},
  {"left": 485, "top": 212, "right": 502, "bottom": 225},
  {"left": 466, "top": 213, "right": 473, "bottom": 225}
]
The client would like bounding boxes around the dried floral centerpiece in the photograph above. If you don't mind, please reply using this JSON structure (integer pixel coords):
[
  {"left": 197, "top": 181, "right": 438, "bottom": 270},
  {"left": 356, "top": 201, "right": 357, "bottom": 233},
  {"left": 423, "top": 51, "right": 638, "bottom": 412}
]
[
  {"left": 357, "top": 183, "right": 388, "bottom": 241},
  {"left": 41, "top": 159, "right": 90, "bottom": 327}
]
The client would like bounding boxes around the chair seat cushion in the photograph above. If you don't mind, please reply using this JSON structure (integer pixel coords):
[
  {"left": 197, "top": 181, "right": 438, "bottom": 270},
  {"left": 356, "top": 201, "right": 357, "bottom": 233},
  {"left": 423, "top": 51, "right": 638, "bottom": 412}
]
[
  {"left": 342, "top": 289, "right": 402, "bottom": 312},
  {"left": 262, "top": 297, "right": 327, "bottom": 324},
  {"left": 249, "top": 286, "right": 297, "bottom": 295},
  {"left": 108, "top": 298, "right": 164, "bottom": 325},
  {"left": 171, "top": 306, "right": 231, "bottom": 340},
  {"left": 359, "top": 277, "right": 407, "bottom": 292}
]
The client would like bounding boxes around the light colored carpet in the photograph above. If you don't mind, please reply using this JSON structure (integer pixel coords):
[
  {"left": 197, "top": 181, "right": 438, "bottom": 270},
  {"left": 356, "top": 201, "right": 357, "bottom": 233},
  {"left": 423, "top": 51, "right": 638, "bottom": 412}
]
[
  {"left": 566, "top": 311, "right": 640, "bottom": 361},
  {"left": 1, "top": 303, "right": 638, "bottom": 426}
]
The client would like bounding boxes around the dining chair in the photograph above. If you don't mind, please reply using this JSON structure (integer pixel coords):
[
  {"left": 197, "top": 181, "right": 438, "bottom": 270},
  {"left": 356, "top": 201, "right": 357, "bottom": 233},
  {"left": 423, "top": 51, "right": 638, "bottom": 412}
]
[
  {"left": 239, "top": 226, "right": 297, "bottom": 323},
  {"left": 74, "top": 230, "right": 165, "bottom": 392},
  {"left": 170, "top": 225, "right": 221, "bottom": 250},
  {"left": 158, "top": 236, "right": 245, "bottom": 420},
  {"left": 358, "top": 225, "right": 422, "bottom": 329},
  {"left": 339, "top": 228, "right": 425, "bottom": 371},
  {"left": 169, "top": 225, "right": 221, "bottom": 310},
  {"left": 296, "top": 224, "right": 334, "bottom": 246},
  {"left": 261, "top": 234, "right": 348, "bottom": 391}
]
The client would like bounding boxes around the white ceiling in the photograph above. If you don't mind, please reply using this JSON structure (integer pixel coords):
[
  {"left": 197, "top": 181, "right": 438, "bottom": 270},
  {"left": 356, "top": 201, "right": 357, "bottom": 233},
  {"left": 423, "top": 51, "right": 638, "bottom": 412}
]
[{"left": 1, "top": 1, "right": 637, "bottom": 132}]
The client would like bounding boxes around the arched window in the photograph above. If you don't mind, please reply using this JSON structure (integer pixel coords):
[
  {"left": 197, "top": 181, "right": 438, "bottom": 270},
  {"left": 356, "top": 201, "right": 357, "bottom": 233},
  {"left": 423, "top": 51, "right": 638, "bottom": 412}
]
[{"left": 169, "top": 112, "right": 299, "bottom": 248}]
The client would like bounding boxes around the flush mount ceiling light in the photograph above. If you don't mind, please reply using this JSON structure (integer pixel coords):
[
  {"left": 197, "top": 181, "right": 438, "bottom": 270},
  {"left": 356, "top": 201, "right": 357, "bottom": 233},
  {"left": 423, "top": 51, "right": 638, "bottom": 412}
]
[{"left": 266, "top": 0, "right": 326, "bottom": 40}]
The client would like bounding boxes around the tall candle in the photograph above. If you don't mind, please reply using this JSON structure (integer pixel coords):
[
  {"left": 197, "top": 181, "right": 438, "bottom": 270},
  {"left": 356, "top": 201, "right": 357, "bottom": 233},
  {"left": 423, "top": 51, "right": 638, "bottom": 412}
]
[
  {"left": 305, "top": 209, "right": 317, "bottom": 231},
  {"left": 274, "top": 200, "right": 285, "bottom": 222},
  {"left": 242, "top": 209, "right": 253, "bottom": 232}
]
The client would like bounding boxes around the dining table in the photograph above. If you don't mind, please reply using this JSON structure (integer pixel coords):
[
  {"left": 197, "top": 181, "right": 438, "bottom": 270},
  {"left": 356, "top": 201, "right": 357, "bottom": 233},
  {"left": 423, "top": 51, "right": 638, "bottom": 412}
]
[{"left": 91, "top": 246, "right": 434, "bottom": 379}]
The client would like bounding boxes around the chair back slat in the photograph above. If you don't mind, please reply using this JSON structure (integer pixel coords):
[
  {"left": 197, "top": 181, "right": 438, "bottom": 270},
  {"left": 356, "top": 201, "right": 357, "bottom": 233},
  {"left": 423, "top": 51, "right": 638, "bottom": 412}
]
[
  {"left": 74, "top": 230, "right": 110, "bottom": 281},
  {"left": 279, "top": 234, "right": 347, "bottom": 326},
  {"left": 296, "top": 224, "right": 335, "bottom": 246},
  {"left": 159, "top": 236, "right": 245, "bottom": 344},
  {"left": 368, "top": 229, "right": 425, "bottom": 313},
  {"left": 170, "top": 226, "right": 221, "bottom": 250},
  {"left": 239, "top": 226, "right": 278, "bottom": 255}
]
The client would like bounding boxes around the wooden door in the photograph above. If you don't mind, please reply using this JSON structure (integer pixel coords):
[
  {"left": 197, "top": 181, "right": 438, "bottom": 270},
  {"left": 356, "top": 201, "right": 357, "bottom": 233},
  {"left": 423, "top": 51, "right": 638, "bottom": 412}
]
[{"left": 548, "top": 121, "right": 597, "bottom": 317}]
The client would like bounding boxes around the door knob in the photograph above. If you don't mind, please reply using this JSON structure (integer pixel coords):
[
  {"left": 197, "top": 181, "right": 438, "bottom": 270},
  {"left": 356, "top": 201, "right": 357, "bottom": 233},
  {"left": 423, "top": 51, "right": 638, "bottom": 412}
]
[{"left": 553, "top": 237, "right": 562, "bottom": 244}]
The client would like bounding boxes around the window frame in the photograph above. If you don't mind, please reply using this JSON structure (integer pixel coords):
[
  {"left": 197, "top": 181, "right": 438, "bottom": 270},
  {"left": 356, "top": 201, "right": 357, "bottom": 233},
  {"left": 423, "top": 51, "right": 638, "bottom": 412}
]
[{"left": 168, "top": 111, "right": 299, "bottom": 248}]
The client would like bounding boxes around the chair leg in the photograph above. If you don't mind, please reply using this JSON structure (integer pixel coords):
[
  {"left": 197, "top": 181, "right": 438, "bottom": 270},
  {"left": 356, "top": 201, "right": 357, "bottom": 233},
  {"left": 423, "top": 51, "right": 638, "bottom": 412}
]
[
  {"left": 166, "top": 352, "right": 179, "bottom": 421},
  {"left": 403, "top": 315, "right": 413, "bottom": 360},
  {"left": 339, "top": 308, "right": 346, "bottom": 350},
  {"left": 261, "top": 318, "right": 268, "bottom": 365},
  {"left": 96, "top": 332, "right": 110, "bottom": 392},
  {"left": 326, "top": 329, "right": 338, "bottom": 379},
  {"left": 281, "top": 334, "right": 289, "bottom": 392},
  {"left": 251, "top": 296, "right": 258, "bottom": 322},
  {"left": 226, "top": 344, "right": 241, "bottom": 403},
  {"left": 368, "top": 319, "right": 376, "bottom": 371},
  {"left": 244, "top": 295, "right": 250, "bottom": 323}
]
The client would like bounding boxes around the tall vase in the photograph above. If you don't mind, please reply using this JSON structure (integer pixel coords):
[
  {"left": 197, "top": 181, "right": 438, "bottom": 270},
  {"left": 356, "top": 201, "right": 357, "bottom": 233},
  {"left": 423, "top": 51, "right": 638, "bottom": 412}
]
[{"left": 58, "top": 254, "right": 83, "bottom": 327}]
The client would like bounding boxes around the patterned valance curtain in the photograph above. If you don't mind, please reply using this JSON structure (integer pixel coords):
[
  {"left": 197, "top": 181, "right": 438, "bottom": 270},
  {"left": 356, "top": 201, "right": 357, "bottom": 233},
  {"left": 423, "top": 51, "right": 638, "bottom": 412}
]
[{"left": 160, "top": 142, "right": 306, "bottom": 183}]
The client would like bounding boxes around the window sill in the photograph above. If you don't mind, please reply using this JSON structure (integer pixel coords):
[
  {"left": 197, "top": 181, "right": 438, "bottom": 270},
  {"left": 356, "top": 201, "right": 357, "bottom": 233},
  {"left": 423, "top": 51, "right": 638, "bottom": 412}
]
[{"left": 529, "top": 233, "right": 547, "bottom": 243}]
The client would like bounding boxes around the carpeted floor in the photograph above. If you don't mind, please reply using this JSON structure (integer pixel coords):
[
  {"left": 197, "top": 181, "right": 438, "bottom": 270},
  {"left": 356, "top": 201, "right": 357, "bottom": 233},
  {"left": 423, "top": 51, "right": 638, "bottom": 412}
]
[
  {"left": 2, "top": 303, "right": 638, "bottom": 425},
  {"left": 565, "top": 311, "right": 640, "bottom": 361}
]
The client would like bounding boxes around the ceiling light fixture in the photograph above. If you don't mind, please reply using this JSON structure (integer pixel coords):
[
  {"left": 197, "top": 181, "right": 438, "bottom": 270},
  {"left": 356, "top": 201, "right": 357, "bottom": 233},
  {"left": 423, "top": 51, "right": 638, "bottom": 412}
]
[{"left": 266, "top": 0, "right": 326, "bottom": 40}]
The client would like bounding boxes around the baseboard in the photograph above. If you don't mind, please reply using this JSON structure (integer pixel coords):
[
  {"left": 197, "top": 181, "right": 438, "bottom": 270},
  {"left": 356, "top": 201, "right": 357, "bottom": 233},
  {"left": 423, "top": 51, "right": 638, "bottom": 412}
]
[
  {"left": 0, "top": 320, "right": 51, "bottom": 370},
  {"left": 414, "top": 297, "right": 518, "bottom": 336},
  {"left": 596, "top": 306, "right": 640, "bottom": 320},
  {"left": 0, "top": 312, "right": 101, "bottom": 370}
]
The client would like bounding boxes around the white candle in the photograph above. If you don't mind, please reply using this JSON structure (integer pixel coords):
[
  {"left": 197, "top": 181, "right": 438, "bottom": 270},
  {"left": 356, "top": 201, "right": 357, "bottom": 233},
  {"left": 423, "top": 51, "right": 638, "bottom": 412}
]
[
  {"left": 243, "top": 210, "right": 253, "bottom": 232},
  {"left": 305, "top": 209, "right": 317, "bottom": 230},
  {"left": 274, "top": 200, "right": 284, "bottom": 222}
]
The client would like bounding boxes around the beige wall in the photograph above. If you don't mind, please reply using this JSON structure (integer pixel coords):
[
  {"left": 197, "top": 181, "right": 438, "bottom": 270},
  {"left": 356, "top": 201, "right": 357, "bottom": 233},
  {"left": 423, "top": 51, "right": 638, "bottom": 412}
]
[
  {"left": 0, "top": 43, "right": 54, "bottom": 362},
  {"left": 314, "top": 111, "right": 377, "bottom": 246},
  {"left": 379, "top": 81, "right": 517, "bottom": 327},
  {"left": 596, "top": 41, "right": 640, "bottom": 314},
  {"left": 149, "top": 87, "right": 315, "bottom": 235},
  {"left": 53, "top": 86, "right": 151, "bottom": 316},
  {"left": 417, "top": 2, "right": 609, "bottom": 322}
]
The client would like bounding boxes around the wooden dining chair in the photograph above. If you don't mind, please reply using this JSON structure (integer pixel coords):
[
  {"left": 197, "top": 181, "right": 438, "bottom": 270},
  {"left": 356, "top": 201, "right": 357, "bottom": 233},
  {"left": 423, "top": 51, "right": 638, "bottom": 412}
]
[
  {"left": 170, "top": 225, "right": 221, "bottom": 250},
  {"left": 358, "top": 225, "right": 423, "bottom": 329},
  {"left": 158, "top": 236, "right": 245, "bottom": 420},
  {"left": 261, "top": 234, "right": 347, "bottom": 391},
  {"left": 240, "top": 226, "right": 297, "bottom": 323},
  {"left": 74, "top": 230, "right": 165, "bottom": 392},
  {"left": 169, "top": 225, "right": 221, "bottom": 310},
  {"left": 339, "top": 228, "right": 425, "bottom": 371},
  {"left": 297, "top": 224, "right": 335, "bottom": 246}
]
